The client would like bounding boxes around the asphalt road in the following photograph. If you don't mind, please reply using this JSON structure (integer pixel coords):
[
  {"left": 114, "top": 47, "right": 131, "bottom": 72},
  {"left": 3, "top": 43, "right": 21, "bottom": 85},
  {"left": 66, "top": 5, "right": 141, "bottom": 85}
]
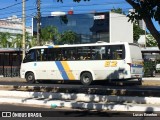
[
  {"left": 0, "top": 103, "right": 134, "bottom": 117},
  {"left": 0, "top": 104, "right": 160, "bottom": 120}
]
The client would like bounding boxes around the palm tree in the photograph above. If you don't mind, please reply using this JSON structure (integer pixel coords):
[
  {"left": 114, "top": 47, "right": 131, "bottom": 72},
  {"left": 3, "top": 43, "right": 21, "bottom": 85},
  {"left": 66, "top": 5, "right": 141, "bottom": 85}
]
[
  {"left": 28, "top": 36, "right": 37, "bottom": 48},
  {"left": 11, "top": 34, "right": 22, "bottom": 48},
  {"left": 25, "top": 32, "right": 36, "bottom": 48},
  {"left": 11, "top": 32, "right": 35, "bottom": 49},
  {"left": 41, "top": 26, "right": 61, "bottom": 44},
  {"left": 60, "top": 30, "right": 78, "bottom": 44},
  {"left": 0, "top": 32, "right": 11, "bottom": 48}
]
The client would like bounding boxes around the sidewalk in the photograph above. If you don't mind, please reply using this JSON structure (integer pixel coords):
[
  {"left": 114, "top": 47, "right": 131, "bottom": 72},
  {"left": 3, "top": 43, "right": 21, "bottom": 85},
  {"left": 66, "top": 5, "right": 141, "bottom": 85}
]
[
  {"left": 0, "top": 77, "right": 26, "bottom": 82},
  {"left": 0, "top": 77, "right": 160, "bottom": 86}
]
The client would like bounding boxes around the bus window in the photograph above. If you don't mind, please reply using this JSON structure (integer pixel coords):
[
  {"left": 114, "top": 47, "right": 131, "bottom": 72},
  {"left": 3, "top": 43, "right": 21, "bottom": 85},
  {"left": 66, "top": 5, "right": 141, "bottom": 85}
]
[
  {"left": 47, "top": 48, "right": 55, "bottom": 61},
  {"left": 23, "top": 49, "right": 36, "bottom": 63},
  {"left": 63, "top": 48, "right": 77, "bottom": 60},
  {"left": 54, "top": 48, "right": 62, "bottom": 61},
  {"left": 106, "top": 45, "right": 125, "bottom": 60},
  {"left": 36, "top": 49, "right": 48, "bottom": 61},
  {"left": 77, "top": 46, "right": 91, "bottom": 60},
  {"left": 92, "top": 46, "right": 106, "bottom": 60}
]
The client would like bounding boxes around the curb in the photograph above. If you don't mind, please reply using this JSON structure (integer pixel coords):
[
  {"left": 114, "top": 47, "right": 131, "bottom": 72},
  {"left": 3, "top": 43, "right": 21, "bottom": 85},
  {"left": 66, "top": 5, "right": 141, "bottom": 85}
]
[
  {"left": 0, "top": 97, "right": 160, "bottom": 112},
  {"left": 1, "top": 90, "right": 160, "bottom": 104},
  {"left": 0, "top": 90, "right": 160, "bottom": 111},
  {"left": 142, "top": 78, "right": 160, "bottom": 81}
]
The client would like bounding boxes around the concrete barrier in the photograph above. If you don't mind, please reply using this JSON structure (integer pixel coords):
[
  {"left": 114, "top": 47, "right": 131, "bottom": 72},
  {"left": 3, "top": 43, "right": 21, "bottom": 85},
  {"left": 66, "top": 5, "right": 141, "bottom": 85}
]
[{"left": 1, "top": 90, "right": 160, "bottom": 105}]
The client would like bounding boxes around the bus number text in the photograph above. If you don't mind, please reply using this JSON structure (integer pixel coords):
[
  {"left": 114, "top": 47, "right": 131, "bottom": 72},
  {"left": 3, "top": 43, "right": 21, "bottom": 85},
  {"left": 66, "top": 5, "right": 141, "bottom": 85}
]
[{"left": 105, "top": 61, "right": 117, "bottom": 67}]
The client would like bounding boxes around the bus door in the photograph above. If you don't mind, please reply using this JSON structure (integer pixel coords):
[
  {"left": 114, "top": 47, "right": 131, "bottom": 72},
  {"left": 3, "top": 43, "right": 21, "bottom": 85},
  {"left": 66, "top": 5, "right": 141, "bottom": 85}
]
[{"left": 34, "top": 49, "right": 50, "bottom": 80}]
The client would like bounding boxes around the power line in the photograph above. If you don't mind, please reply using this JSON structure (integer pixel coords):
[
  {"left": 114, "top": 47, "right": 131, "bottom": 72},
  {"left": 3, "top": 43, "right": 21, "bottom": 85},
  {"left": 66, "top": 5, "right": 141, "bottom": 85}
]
[
  {"left": 0, "top": 7, "right": 132, "bottom": 21},
  {"left": 0, "top": 8, "right": 36, "bottom": 16},
  {"left": 0, "top": 0, "right": 30, "bottom": 11},
  {"left": 0, "top": 0, "right": 131, "bottom": 25},
  {"left": 40, "top": 1, "right": 127, "bottom": 10},
  {"left": 0, "top": 1, "right": 127, "bottom": 15}
]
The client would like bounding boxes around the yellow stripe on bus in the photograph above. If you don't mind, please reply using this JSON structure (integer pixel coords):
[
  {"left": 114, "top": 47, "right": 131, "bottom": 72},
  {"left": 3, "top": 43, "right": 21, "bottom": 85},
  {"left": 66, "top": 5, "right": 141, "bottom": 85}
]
[
  {"left": 54, "top": 45, "right": 59, "bottom": 48},
  {"left": 61, "top": 61, "right": 75, "bottom": 80}
]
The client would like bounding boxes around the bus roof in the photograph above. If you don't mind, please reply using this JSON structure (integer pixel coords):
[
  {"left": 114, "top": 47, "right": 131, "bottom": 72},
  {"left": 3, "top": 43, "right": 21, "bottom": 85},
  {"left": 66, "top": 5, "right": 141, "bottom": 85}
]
[{"left": 30, "top": 42, "right": 133, "bottom": 50}]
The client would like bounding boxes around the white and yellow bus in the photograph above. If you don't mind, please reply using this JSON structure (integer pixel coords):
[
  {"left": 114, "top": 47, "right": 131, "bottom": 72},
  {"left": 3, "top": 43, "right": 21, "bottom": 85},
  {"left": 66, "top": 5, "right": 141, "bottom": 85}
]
[{"left": 20, "top": 42, "right": 143, "bottom": 85}]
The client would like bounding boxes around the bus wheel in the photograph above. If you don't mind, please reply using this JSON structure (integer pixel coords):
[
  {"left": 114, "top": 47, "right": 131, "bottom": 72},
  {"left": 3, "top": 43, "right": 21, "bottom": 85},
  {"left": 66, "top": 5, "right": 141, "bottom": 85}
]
[
  {"left": 80, "top": 72, "right": 93, "bottom": 86},
  {"left": 26, "top": 72, "right": 35, "bottom": 84}
]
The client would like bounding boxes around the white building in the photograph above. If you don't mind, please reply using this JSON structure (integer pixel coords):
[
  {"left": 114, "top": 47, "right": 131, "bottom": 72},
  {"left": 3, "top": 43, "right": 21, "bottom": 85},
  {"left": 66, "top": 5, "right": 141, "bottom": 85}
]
[
  {"left": 110, "top": 12, "right": 133, "bottom": 43},
  {"left": 0, "top": 15, "right": 32, "bottom": 46},
  {"left": 138, "top": 20, "right": 146, "bottom": 31}
]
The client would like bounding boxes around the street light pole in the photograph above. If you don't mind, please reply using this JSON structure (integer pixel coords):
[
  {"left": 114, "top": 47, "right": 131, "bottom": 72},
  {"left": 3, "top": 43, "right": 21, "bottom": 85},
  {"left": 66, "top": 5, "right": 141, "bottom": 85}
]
[{"left": 22, "top": 0, "right": 26, "bottom": 60}]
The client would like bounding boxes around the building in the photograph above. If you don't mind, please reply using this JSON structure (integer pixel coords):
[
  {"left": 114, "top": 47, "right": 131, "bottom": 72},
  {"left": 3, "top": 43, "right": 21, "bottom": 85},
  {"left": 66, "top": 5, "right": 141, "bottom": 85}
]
[
  {"left": 138, "top": 20, "right": 146, "bottom": 31},
  {"left": 32, "top": 11, "right": 133, "bottom": 44},
  {"left": 0, "top": 15, "right": 22, "bottom": 35},
  {"left": 0, "top": 15, "right": 32, "bottom": 47}
]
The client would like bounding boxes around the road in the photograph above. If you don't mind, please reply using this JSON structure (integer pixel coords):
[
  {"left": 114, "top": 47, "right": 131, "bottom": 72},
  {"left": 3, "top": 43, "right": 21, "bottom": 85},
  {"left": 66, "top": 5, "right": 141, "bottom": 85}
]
[
  {"left": 0, "top": 77, "right": 160, "bottom": 120},
  {"left": 1, "top": 103, "right": 160, "bottom": 117},
  {"left": 0, "top": 103, "right": 135, "bottom": 117}
]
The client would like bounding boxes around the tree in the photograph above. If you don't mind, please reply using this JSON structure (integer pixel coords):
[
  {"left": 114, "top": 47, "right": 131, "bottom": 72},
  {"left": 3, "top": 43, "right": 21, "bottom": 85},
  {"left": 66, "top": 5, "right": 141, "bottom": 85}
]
[
  {"left": 0, "top": 32, "right": 11, "bottom": 48},
  {"left": 111, "top": 8, "right": 125, "bottom": 14},
  {"left": 11, "top": 32, "right": 32, "bottom": 48},
  {"left": 126, "top": 0, "right": 160, "bottom": 49},
  {"left": 25, "top": 32, "right": 35, "bottom": 48},
  {"left": 60, "top": 30, "right": 78, "bottom": 44},
  {"left": 40, "top": 26, "right": 61, "bottom": 44},
  {"left": 11, "top": 34, "right": 22, "bottom": 48},
  {"left": 133, "top": 23, "right": 145, "bottom": 42},
  {"left": 146, "top": 34, "right": 158, "bottom": 47},
  {"left": 29, "top": 36, "right": 37, "bottom": 47}
]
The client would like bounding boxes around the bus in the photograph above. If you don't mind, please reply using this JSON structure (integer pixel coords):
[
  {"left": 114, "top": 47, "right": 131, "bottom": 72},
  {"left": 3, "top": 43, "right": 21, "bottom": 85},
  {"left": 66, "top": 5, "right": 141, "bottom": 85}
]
[{"left": 20, "top": 42, "right": 143, "bottom": 85}]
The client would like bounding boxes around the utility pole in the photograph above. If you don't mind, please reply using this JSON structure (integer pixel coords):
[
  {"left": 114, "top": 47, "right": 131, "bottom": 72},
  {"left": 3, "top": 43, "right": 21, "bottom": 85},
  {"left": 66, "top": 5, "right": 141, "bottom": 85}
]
[
  {"left": 36, "top": 0, "right": 41, "bottom": 45},
  {"left": 22, "top": 0, "right": 26, "bottom": 60}
]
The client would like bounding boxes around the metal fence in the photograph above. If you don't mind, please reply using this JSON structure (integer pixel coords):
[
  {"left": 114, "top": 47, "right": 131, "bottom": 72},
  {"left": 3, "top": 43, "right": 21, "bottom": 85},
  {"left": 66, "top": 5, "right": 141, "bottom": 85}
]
[{"left": 0, "top": 50, "right": 22, "bottom": 77}]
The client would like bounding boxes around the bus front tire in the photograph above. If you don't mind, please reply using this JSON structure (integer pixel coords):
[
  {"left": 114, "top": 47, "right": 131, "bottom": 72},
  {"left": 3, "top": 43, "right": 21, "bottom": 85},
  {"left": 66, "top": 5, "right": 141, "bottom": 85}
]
[
  {"left": 26, "top": 72, "right": 35, "bottom": 84},
  {"left": 80, "top": 72, "right": 93, "bottom": 86}
]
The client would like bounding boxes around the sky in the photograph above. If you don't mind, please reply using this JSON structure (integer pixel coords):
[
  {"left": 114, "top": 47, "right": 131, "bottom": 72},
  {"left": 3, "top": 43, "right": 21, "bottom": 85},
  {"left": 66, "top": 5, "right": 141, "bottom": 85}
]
[
  {"left": 0, "top": 0, "right": 159, "bottom": 31},
  {"left": 0, "top": 0, "right": 131, "bottom": 25}
]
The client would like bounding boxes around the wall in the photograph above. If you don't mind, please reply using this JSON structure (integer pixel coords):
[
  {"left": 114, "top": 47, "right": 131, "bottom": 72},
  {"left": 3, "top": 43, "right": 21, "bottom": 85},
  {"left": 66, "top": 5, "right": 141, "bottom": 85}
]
[{"left": 110, "top": 12, "right": 133, "bottom": 43}]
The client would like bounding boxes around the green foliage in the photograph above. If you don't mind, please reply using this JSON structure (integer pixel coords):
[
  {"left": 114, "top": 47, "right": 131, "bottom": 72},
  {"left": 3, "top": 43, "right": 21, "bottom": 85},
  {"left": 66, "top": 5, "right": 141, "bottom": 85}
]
[
  {"left": 126, "top": 0, "right": 160, "bottom": 48},
  {"left": 40, "top": 26, "right": 61, "bottom": 44},
  {"left": 143, "top": 60, "right": 156, "bottom": 76},
  {"left": 146, "top": 34, "right": 158, "bottom": 47},
  {"left": 133, "top": 23, "right": 145, "bottom": 42},
  {"left": 0, "top": 32, "right": 11, "bottom": 48},
  {"left": 29, "top": 37, "right": 37, "bottom": 47},
  {"left": 60, "top": 30, "right": 78, "bottom": 44},
  {"left": 127, "top": 0, "right": 160, "bottom": 23},
  {"left": 111, "top": 8, "right": 125, "bottom": 15},
  {"left": 12, "top": 34, "right": 22, "bottom": 48}
]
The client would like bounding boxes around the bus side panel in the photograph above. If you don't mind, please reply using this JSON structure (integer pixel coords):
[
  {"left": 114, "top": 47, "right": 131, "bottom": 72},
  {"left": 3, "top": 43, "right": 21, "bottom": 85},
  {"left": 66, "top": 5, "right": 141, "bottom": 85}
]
[
  {"left": 67, "top": 60, "right": 128, "bottom": 81},
  {"left": 20, "top": 62, "right": 37, "bottom": 79}
]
